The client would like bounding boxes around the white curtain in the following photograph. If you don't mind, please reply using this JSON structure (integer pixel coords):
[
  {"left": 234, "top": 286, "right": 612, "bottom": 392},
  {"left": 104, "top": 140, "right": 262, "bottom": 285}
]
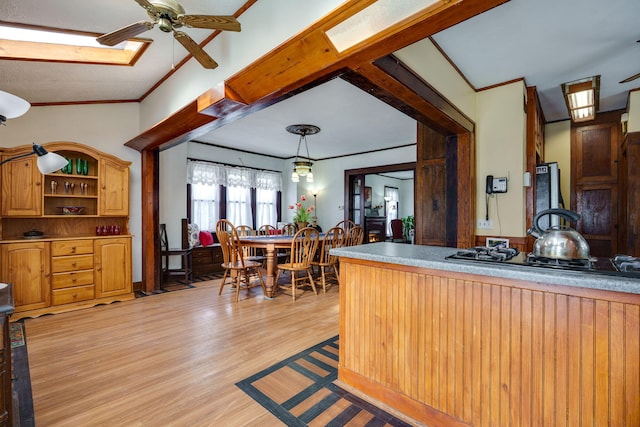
[
  {"left": 186, "top": 160, "right": 282, "bottom": 229},
  {"left": 227, "top": 186, "right": 252, "bottom": 226},
  {"left": 256, "top": 188, "right": 278, "bottom": 228},
  {"left": 187, "top": 160, "right": 226, "bottom": 186},
  {"left": 191, "top": 183, "right": 220, "bottom": 231}
]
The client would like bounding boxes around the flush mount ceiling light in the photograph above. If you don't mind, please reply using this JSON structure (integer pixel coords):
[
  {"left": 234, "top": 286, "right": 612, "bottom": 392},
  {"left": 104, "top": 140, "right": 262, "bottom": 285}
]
[
  {"left": 287, "top": 124, "right": 320, "bottom": 183},
  {"left": 0, "top": 90, "right": 30, "bottom": 125},
  {"left": 561, "top": 75, "right": 600, "bottom": 122}
]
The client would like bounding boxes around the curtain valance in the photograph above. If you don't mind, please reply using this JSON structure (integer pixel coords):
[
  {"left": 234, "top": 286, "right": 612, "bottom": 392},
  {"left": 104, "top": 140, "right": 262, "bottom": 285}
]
[{"left": 187, "top": 160, "right": 282, "bottom": 191}]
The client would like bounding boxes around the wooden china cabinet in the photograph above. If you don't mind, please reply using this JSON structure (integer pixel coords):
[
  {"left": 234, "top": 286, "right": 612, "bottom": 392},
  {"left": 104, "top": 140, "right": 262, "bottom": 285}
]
[{"left": 0, "top": 142, "right": 133, "bottom": 320}]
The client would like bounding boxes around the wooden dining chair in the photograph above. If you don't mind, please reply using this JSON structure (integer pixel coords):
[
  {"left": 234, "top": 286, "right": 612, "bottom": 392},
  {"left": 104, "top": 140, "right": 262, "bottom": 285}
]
[
  {"left": 311, "top": 226, "right": 345, "bottom": 293},
  {"left": 336, "top": 219, "right": 356, "bottom": 233},
  {"left": 346, "top": 225, "right": 364, "bottom": 246},
  {"left": 236, "top": 225, "right": 255, "bottom": 236},
  {"left": 257, "top": 224, "right": 276, "bottom": 235},
  {"left": 280, "top": 223, "right": 296, "bottom": 235},
  {"left": 215, "top": 219, "right": 266, "bottom": 302},
  {"left": 159, "top": 223, "right": 193, "bottom": 286},
  {"left": 275, "top": 227, "right": 320, "bottom": 301}
]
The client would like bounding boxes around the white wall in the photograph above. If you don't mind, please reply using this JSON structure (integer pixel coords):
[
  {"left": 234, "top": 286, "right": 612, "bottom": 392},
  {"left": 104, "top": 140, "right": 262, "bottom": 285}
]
[
  {"left": 628, "top": 90, "right": 640, "bottom": 133},
  {"left": 475, "top": 81, "right": 527, "bottom": 237},
  {"left": 544, "top": 120, "right": 572, "bottom": 210},
  {"left": 2, "top": 104, "right": 143, "bottom": 281}
]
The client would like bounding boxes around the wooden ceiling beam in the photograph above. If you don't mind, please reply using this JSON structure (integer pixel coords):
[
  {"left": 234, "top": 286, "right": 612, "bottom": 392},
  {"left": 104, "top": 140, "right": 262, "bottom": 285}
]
[{"left": 124, "top": 0, "right": 508, "bottom": 152}]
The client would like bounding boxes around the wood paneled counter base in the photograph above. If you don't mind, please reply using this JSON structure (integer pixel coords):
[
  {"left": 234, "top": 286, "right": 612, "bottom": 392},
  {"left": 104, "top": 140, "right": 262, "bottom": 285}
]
[{"left": 333, "top": 243, "right": 640, "bottom": 427}]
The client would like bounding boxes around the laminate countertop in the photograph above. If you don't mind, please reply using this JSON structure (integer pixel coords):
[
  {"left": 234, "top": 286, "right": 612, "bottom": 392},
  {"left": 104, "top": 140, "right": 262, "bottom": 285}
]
[{"left": 332, "top": 242, "right": 640, "bottom": 295}]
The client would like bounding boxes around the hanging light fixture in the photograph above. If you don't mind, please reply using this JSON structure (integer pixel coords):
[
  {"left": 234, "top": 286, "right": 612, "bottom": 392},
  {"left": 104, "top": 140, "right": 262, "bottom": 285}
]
[
  {"left": 287, "top": 124, "right": 320, "bottom": 183},
  {"left": 0, "top": 90, "right": 31, "bottom": 125}
]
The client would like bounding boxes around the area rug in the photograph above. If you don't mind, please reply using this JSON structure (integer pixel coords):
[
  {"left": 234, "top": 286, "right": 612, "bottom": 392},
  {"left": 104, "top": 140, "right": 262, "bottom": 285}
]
[
  {"left": 236, "top": 336, "right": 413, "bottom": 427},
  {"left": 11, "top": 322, "right": 25, "bottom": 348}
]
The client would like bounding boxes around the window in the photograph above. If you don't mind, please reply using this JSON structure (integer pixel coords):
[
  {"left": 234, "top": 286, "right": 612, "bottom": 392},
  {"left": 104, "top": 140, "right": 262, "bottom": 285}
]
[
  {"left": 0, "top": 22, "right": 150, "bottom": 66},
  {"left": 187, "top": 160, "right": 282, "bottom": 231}
]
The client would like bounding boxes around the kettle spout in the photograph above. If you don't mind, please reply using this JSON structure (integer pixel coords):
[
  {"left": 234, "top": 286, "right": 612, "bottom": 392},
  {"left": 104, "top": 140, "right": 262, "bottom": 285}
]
[{"left": 527, "top": 226, "right": 540, "bottom": 239}]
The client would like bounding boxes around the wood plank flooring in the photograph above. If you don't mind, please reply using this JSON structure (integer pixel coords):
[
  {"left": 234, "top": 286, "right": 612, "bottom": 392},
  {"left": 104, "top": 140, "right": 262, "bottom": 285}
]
[{"left": 23, "top": 279, "right": 340, "bottom": 426}]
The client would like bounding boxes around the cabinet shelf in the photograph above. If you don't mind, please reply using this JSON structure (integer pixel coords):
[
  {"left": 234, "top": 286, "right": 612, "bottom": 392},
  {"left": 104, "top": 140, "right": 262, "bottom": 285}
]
[
  {"left": 46, "top": 174, "right": 98, "bottom": 180},
  {"left": 45, "top": 194, "right": 98, "bottom": 199}
]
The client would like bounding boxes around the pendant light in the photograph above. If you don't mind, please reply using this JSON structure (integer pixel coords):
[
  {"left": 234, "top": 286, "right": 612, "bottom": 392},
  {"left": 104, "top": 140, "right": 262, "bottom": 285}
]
[{"left": 287, "top": 124, "right": 320, "bottom": 183}]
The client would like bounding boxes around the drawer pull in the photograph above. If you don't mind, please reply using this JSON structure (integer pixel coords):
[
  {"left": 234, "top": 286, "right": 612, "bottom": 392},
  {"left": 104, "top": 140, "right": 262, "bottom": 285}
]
[
  {"left": 72, "top": 262, "right": 77, "bottom": 267},
  {"left": 71, "top": 246, "right": 76, "bottom": 253}
]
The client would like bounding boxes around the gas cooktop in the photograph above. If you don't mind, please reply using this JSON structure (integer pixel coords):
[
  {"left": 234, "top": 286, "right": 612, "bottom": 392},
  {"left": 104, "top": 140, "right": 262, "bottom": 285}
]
[{"left": 446, "top": 246, "right": 640, "bottom": 279}]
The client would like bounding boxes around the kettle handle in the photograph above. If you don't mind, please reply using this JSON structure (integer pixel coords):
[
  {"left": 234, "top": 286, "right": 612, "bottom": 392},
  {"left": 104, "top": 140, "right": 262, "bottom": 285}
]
[{"left": 531, "top": 208, "right": 581, "bottom": 236}]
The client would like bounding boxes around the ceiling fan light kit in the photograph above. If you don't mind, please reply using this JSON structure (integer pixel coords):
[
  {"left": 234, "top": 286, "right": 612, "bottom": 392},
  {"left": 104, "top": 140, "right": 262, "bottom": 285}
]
[
  {"left": 96, "top": 0, "right": 240, "bottom": 69},
  {"left": 0, "top": 90, "right": 31, "bottom": 125},
  {"left": 288, "top": 124, "right": 320, "bottom": 183}
]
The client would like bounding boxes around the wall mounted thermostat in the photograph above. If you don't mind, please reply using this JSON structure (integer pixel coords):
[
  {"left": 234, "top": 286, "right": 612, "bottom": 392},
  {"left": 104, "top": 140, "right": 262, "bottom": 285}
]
[{"left": 492, "top": 177, "right": 508, "bottom": 193}]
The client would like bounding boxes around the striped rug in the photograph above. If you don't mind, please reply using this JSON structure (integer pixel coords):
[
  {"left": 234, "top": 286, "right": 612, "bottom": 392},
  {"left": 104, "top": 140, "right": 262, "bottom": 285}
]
[{"left": 236, "top": 336, "right": 413, "bottom": 427}]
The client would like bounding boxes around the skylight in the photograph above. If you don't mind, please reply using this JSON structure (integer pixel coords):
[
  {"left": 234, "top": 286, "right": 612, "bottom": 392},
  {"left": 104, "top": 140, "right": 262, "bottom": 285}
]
[{"left": 0, "top": 22, "right": 150, "bottom": 66}]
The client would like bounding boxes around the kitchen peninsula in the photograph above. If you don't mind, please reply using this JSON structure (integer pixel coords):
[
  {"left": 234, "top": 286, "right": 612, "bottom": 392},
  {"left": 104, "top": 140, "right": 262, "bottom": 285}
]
[{"left": 332, "top": 243, "right": 639, "bottom": 427}]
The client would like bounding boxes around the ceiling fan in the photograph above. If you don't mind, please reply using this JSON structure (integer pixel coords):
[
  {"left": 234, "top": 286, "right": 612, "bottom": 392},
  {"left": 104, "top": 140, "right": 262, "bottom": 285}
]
[
  {"left": 619, "top": 40, "right": 640, "bottom": 83},
  {"left": 96, "top": 0, "right": 241, "bottom": 69}
]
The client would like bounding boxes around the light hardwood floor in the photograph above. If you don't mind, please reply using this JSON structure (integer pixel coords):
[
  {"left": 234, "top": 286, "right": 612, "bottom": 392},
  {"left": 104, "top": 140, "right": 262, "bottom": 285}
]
[{"left": 23, "top": 280, "right": 340, "bottom": 426}]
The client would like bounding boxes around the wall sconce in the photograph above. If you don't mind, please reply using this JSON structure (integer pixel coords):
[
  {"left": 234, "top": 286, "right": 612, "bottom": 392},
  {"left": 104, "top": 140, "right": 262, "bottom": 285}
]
[
  {"left": 621, "top": 112, "right": 629, "bottom": 134},
  {"left": 0, "top": 143, "right": 69, "bottom": 174},
  {"left": 561, "top": 75, "right": 600, "bottom": 122}
]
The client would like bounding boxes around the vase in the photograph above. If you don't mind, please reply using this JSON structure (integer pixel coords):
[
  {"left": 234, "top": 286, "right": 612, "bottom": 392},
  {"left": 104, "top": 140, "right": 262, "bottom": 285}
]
[{"left": 296, "top": 221, "right": 308, "bottom": 230}]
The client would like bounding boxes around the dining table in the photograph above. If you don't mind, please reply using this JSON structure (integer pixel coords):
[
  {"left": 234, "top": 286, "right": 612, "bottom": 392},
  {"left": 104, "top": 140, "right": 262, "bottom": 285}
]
[{"left": 238, "top": 233, "right": 324, "bottom": 299}]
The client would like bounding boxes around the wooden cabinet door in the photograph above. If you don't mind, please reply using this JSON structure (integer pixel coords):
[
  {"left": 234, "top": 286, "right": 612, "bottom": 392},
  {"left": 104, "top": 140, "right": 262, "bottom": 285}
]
[
  {"left": 572, "top": 122, "right": 619, "bottom": 257},
  {"left": 0, "top": 242, "right": 50, "bottom": 311},
  {"left": 99, "top": 158, "right": 129, "bottom": 216},
  {"left": 94, "top": 237, "right": 131, "bottom": 297},
  {"left": 1, "top": 155, "right": 43, "bottom": 216}
]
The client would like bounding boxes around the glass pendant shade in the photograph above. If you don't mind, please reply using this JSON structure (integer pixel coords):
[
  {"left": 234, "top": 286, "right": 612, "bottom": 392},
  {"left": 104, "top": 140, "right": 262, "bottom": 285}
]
[
  {"left": 0, "top": 90, "right": 30, "bottom": 124},
  {"left": 287, "top": 124, "right": 320, "bottom": 183}
]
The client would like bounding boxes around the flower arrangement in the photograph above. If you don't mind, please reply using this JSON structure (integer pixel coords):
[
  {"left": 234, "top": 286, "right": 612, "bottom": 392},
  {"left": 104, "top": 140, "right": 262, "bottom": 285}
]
[{"left": 289, "top": 194, "right": 314, "bottom": 223}]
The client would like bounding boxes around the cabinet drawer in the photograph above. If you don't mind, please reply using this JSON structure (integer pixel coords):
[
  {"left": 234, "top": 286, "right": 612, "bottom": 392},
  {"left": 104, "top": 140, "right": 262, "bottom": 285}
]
[
  {"left": 52, "top": 254, "right": 94, "bottom": 273},
  {"left": 52, "top": 270, "right": 94, "bottom": 290},
  {"left": 52, "top": 285, "right": 95, "bottom": 305},
  {"left": 211, "top": 246, "right": 223, "bottom": 263},
  {"left": 52, "top": 240, "right": 94, "bottom": 256}
]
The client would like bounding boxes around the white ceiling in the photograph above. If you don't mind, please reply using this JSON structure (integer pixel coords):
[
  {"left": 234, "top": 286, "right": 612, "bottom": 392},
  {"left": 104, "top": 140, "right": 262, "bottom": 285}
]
[{"left": 1, "top": 0, "right": 639, "bottom": 159}]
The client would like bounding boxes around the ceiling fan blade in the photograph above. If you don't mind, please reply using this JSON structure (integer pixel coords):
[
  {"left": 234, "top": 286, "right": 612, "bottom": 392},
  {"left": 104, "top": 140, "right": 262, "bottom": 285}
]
[
  {"left": 619, "top": 72, "right": 640, "bottom": 84},
  {"left": 178, "top": 15, "right": 241, "bottom": 32},
  {"left": 173, "top": 30, "right": 218, "bottom": 69},
  {"left": 96, "top": 21, "right": 155, "bottom": 46},
  {"left": 133, "top": 0, "right": 157, "bottom": 14}
]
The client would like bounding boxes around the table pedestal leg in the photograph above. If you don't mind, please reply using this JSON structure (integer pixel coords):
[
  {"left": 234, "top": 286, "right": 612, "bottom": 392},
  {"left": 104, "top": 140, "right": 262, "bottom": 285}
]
[{"left": 264, "top": 245, "right": 276, "bottom": 299}]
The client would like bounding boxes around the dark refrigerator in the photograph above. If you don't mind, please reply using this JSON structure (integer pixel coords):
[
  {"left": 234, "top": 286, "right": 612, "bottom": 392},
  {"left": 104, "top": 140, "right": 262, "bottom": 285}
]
[{"left": 535, "top": 162, "right": 564, "bottom": 231}]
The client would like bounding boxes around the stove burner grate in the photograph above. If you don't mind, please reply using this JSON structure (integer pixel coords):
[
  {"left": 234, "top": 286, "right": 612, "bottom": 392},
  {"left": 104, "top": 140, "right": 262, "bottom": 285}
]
[
  {"left": 612, "top": 254, "right": 640, "bottom": 272},
  {"left": 454, "top": 246, "right": 519, "bottom": 262},
  {"left": 525, "top": 253, "right": 596, "bottom": 270}
]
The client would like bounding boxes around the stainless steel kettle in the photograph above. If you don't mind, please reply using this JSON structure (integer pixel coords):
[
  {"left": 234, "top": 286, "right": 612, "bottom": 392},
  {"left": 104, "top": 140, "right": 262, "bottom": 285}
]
[{"left": 527, "top": 208, "right": 591, "bottom": 260}]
